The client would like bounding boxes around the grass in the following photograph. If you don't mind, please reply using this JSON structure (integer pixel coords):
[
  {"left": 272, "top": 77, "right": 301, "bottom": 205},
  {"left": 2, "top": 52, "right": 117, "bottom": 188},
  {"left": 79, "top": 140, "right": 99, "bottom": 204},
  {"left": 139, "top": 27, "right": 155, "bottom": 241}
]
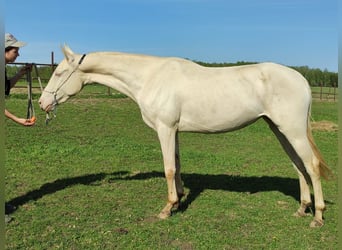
[{"left": 5, "top": 89, "right": 338, "bottom": 249}]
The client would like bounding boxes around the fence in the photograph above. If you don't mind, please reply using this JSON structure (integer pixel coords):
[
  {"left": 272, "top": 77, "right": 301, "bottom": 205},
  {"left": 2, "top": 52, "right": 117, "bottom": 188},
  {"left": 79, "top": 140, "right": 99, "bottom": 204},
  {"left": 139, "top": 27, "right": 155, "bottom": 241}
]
[
  {"left": 7, "top": 54, "right": 338, "bottom": 102},
  {"left": 7, "top": 52, "right": 57, "bottom": 91},
  {"left": 311, "top": 83, "right": 338, "bottom": 102}
]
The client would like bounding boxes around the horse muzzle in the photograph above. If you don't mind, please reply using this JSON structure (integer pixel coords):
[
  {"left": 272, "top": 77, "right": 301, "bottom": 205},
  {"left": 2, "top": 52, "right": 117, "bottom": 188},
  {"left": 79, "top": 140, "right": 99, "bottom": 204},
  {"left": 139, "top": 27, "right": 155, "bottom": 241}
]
[
  {"left": 43, "top": 104, "right": 54, "bottom": 112},
  {"left": 39, "top": 92, "right": 57, "bottom": 112}
]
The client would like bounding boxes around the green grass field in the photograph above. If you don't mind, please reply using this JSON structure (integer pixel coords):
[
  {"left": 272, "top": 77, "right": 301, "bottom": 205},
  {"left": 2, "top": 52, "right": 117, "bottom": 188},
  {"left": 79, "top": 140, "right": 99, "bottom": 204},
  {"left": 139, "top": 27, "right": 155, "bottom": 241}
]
[{"left": 5, "top": 88, "right": 338, "bottom": 249}]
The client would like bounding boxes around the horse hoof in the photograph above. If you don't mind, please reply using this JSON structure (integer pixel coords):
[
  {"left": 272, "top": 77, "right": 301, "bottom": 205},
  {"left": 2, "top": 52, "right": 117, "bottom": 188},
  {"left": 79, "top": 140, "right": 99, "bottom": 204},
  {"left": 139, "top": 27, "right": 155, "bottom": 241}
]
[
  {"left": 310, "top": 219, "right": 324, "bottom": 228},
  {"left": 293, "top": 211, "right": 309, "bottom": 217},
  {"left": 158, "top": 211, "right": 171, "bottom": 219},
  {"left": 172, "top": 202, "right": 180, "bottom": 210}
]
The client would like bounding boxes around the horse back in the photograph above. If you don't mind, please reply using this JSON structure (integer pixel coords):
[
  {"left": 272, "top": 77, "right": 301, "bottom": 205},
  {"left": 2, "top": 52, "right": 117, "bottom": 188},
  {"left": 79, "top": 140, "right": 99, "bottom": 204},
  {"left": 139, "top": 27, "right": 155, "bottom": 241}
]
[{"left": 139, "top": 60, "right": 310, "bottom": 132}]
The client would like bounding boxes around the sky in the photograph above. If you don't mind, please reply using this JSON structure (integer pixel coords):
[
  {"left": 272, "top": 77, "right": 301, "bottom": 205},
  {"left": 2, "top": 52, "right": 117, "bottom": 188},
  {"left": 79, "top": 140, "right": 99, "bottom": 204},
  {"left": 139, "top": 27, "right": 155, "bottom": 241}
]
[{"left": 5, "top": 0, "right": 338, "bottom": 72}]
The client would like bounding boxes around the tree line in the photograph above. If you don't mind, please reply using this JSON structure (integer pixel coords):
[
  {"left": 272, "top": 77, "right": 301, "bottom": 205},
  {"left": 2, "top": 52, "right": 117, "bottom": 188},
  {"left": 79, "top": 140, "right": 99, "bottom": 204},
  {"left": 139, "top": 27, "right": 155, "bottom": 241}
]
[{"left": 6, "top": 60, "right": 338, "bottom": 87}]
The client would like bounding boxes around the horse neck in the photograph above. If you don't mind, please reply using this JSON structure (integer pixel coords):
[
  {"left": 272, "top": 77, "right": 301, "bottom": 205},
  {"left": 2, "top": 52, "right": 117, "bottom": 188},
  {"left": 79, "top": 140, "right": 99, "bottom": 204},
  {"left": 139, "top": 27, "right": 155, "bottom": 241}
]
[{"left": 81, "top": 52, "right": 161, "bottom": 102}]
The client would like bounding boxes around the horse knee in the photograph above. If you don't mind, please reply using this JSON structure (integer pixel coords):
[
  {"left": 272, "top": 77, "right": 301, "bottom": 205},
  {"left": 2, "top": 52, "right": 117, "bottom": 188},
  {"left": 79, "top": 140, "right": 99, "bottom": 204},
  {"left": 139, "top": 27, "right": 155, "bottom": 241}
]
[{"left": 164, "top": 168, "right": 176, "bottom": 179}]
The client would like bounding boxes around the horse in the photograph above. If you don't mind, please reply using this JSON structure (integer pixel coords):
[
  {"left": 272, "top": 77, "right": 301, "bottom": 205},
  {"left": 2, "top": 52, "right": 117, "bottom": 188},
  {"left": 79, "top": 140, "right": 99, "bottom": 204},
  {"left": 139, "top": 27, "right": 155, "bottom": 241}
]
[{"left": 39, "top": 45, "right": 332, "bottom": 227}]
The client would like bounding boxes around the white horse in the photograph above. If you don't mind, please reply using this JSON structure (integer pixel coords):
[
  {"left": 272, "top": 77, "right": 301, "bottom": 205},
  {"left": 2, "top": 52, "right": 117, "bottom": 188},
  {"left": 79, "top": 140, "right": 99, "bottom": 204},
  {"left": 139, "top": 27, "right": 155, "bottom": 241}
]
[{"left": 39, "top": 45, "right": 331, "bottom": 227}]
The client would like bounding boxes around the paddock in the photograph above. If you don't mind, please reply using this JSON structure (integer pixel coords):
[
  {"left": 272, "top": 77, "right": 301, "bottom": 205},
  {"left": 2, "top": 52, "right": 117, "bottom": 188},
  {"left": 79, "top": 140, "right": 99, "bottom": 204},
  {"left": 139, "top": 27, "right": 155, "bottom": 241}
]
[{"left": 5, "top": 89, "right": 338, "bottom": 249}]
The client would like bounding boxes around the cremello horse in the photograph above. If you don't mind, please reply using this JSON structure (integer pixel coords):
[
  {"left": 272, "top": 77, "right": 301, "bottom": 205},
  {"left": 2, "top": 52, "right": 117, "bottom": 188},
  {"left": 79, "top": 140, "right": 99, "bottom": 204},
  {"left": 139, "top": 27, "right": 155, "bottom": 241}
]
[{"left": 39, "top": 45, "right": 331, "bottom": 227}]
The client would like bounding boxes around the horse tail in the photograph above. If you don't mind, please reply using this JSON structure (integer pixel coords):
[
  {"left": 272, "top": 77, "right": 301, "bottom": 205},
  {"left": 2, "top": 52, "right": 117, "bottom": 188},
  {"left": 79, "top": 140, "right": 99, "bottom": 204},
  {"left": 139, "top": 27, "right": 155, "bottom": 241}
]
[{"left": 307, "top": 104, "right": 333, "bottom": 180}]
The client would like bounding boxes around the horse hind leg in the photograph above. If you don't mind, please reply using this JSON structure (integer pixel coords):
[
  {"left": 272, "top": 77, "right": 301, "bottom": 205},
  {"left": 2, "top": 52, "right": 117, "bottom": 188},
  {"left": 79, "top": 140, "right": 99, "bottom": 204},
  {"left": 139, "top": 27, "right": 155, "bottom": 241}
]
[
  {"left": 305, "top": 126, "right": 332, "bottom": 227},
  {"left": 264, "top": 117, "right": 326, "bottom": 227},
  {"left": 292, "top": 165, "right": 313, "bottom": 217}
]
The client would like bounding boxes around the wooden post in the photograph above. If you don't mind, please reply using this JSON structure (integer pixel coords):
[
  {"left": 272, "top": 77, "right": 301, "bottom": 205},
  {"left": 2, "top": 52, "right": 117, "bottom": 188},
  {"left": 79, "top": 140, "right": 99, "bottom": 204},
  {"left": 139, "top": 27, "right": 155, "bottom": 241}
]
[{"left": 51, "top": 51, "right": 55, "bottom": 71}]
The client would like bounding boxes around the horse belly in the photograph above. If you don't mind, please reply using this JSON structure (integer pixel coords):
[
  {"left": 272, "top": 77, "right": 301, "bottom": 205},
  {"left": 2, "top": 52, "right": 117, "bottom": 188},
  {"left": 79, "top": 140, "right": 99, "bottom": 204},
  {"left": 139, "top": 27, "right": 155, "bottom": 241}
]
[{"left": 178, "top": 100, "right": 264, "bottom": 133}]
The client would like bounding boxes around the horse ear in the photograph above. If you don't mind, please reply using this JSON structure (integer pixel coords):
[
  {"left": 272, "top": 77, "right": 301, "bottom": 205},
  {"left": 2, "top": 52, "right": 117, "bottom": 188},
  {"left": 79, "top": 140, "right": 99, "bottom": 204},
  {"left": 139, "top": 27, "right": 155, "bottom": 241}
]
[{"left": 61, "top": 44, "right": 75, "bottom": 64}]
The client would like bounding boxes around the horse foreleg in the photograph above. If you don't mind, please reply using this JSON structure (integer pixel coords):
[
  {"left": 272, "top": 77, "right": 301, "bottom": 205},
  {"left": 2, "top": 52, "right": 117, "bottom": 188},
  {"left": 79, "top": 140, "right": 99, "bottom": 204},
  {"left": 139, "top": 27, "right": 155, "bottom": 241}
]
[
  {"left": 157, "top": 123, "right": 179, "bottom": 219},
  {"left": 175, "top": 132, "right": 184, "bottom": 203}
]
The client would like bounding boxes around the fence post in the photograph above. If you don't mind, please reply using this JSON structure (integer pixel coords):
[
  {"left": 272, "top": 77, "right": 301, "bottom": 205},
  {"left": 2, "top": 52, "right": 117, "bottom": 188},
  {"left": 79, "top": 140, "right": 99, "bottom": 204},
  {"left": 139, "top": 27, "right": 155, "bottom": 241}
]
[{"left": 51, "top": 51, "right": 55, "bottom": 72}]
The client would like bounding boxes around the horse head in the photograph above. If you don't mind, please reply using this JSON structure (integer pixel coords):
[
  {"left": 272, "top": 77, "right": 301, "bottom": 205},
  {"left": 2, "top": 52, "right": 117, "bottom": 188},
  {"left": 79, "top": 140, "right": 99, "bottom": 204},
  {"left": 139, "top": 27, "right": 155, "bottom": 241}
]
[{"left": 39, "top": 45, "right": 86, "bottom": 113}]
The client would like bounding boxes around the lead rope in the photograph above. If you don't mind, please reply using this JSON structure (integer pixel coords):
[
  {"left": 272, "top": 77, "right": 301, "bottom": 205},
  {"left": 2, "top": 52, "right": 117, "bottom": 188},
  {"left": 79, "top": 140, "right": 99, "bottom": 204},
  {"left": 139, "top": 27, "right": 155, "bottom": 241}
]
[
  {"left": 45, "top": 95, "right": 58, "bottom": 125},
  {"left": 26, "top": 64, "right": 35, "bottom": 121},
  {"left": 33, "top": 64, "right": 53, "bottom": 124}
]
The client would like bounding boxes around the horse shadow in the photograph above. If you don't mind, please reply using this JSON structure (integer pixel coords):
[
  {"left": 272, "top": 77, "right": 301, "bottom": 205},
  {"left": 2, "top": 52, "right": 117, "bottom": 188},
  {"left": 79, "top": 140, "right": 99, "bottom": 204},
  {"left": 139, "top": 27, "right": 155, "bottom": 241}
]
[
  {"left": 116, "top": 171, "right": 302, "bottom": 213},
  {"left": 7, "top": 170, "right": 311, "bottom": 215},
  {"left": 6, "top": 172, "right": 121, "bottom": 213}
]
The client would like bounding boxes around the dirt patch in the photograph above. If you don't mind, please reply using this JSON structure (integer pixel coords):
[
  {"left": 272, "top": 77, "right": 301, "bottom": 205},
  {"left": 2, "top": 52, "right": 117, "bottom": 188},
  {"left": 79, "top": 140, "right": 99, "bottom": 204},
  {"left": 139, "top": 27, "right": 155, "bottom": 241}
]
[
  {"left": 11, "top": 87, "right": 42, "bottom": 94},
  {"left": 311, "top": 120, "right": 338, "bottom": 132}
]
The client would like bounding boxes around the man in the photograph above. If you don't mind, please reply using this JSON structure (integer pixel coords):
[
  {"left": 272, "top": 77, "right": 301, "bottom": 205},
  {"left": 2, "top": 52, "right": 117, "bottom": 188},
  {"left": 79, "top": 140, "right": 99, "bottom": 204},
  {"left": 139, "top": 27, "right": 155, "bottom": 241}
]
[
  {"left": 5, "top": 33, "right": 35, "bottom": 126},
  {"left": 5, "top": 33, "right": 35, "bottom": 223}
]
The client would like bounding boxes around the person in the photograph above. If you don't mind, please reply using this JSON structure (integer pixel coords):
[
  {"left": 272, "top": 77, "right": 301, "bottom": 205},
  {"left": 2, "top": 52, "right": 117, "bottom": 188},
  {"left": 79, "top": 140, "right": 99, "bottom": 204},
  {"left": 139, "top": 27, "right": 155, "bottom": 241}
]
[
  {"left": 5, "top": 33, "right": 35, "bottom": 223},
  {"left": 5, "top": 33, "right": 35, "bottom": 126}
]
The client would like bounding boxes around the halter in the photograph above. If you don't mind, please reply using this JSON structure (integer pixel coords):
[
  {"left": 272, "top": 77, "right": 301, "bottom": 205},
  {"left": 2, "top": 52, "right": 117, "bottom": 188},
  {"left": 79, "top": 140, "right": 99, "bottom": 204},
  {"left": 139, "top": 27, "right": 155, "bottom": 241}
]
[{"left": 44, "top": 54, "right": 86, "bottom": 124}]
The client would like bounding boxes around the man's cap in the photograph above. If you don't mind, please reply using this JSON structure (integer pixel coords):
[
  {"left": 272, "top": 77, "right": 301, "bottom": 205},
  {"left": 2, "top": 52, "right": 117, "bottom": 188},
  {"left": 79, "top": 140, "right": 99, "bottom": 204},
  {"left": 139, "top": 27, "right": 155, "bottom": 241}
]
[{"left": 5, "top": 33, "right": 27, "bottom": 48}]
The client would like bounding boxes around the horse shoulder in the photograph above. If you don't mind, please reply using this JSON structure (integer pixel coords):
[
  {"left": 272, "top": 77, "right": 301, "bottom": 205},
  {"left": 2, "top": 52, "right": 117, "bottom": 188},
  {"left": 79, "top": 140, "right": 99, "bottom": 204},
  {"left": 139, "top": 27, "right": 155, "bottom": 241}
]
[{"left": 137, "top": 58, "right": 200, "bottom": 129}]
